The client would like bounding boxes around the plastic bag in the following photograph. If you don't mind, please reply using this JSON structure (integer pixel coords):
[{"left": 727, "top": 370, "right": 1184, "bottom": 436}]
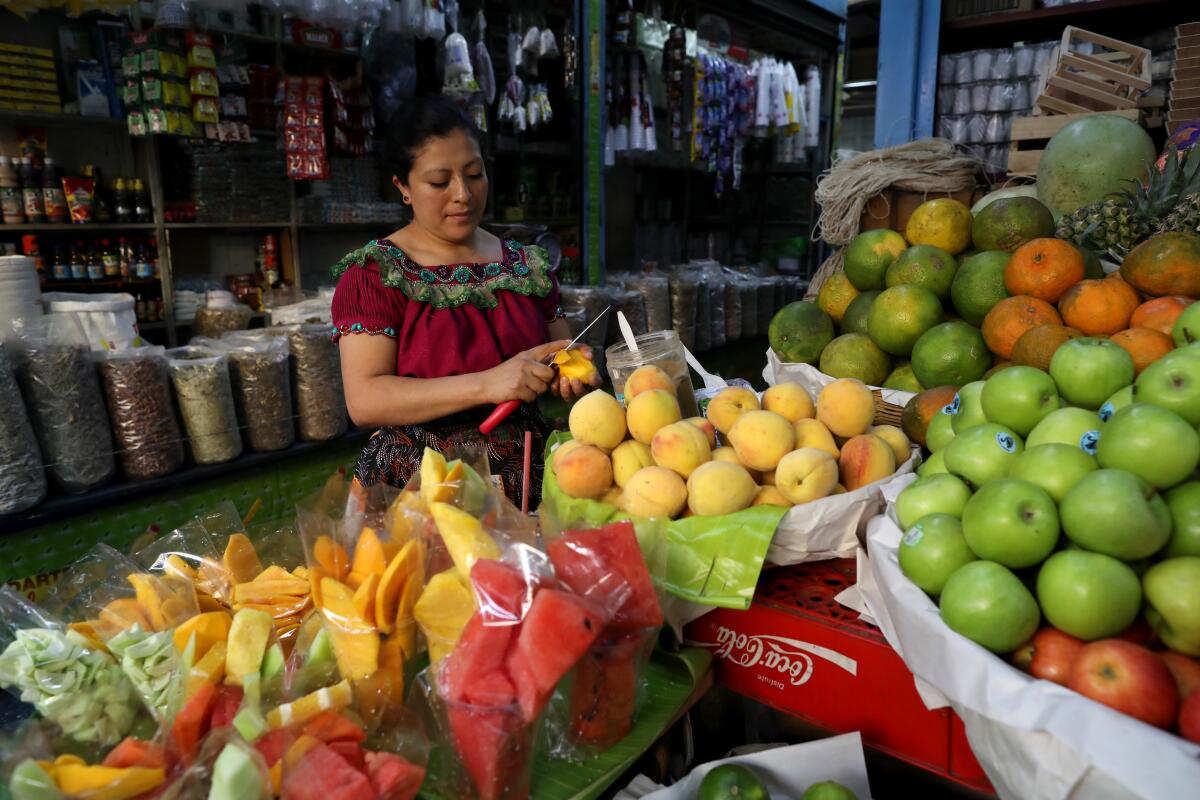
[
  {"left": 40, "top": 293, "right": 141, "bottom": 351},
  {"left": 626, "top": 273, "right": 671, "bottom": 334},
  {"left": 723, "top": 274, "right": 743, "bottom": 343},
  {"left": 167, "top": 346, "right": 243, "bottom": 465},
  {"left": 668, "top": 273, "right": 699, "bottom": 351},
  {"left": 220, "top": 332, "right": 295, "bottom": 453},
  {"left": 288, "top": 324, "right": 348, "bottom": 442},
  {"left": 606, "top": 287, "right": 647, "bottom": 343},
  {"left": 98, "top": 346, "right": 186, "bottom": 481},
  {"left": 0, "top": 344, "right": 46, "bottom": 514},
  {"left": 158, "top": 728, "right": 271, "bottom": 800},
  {"left": 738, "top": 276, "right": 759, "bottom": 340},
  {"left": 192, "top": 292, "right": 253, "bottom": 340},
  {"left": 702, "top": 264, "right": 727, "bottom": 349}
]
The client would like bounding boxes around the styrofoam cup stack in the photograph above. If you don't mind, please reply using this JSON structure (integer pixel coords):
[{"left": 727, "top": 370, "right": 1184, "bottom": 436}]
[{"left": 0, "top": 256, "right": 43, "bottom": 336}]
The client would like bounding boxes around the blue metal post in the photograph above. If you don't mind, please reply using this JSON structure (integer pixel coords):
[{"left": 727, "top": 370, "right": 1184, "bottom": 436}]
[{"left": 875, "top": 0, "right": 940, "bottom": 147}]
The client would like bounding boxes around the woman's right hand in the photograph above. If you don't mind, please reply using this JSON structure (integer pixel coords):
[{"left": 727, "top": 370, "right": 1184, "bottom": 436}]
[{"left": 481, "top": 340, "right": 570, "bottom": 404}]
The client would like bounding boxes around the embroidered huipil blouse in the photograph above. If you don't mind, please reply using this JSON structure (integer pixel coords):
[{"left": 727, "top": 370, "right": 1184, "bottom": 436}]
[{"left": 330, "top": 238, "right": 562, "bottom": 380}]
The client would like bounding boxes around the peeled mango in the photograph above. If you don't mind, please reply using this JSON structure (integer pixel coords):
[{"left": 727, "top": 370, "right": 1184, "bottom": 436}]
[
  {"left": 107, "top": 625, "right": 181, "bottom": 721},
  {"left": 0, "top": 628, "right": 139, "bottom": 746},
  {"left": 553, "top": 348, "right": 599, "bottom": 383}
]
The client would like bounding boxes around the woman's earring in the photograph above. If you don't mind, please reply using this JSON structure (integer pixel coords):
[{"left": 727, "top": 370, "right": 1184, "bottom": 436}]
[{"left": 403, "top": 195, "right": 411, "bottom": 204}]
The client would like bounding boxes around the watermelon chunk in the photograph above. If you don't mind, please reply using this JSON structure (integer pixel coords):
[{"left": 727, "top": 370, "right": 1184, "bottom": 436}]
[
  {"left": 462, "top": 672, "right": 517, "bottom": 708},
  {"left": 469, "top": 559, "right": 529, "bottom": 622},
  {"left": 364, "top": 751, "right": 425, "bottom": 800},
  {"left": 171, "top": 682, "right": 218, "bottom": 762},
  {"left": 280, "top": 741, "right": 376, "bottom": 800},
  {"left": 505, "top": 589, "right": 604, "bottom": 722},
  {"left": 447, "top": 702, "right": 532, "bottom": 800},
  {"left": 569, "top": 630, "right": 652, "bottom": 748},
  {"left": 327, "top": 740, "right": 366, "bottom": 771},
  {"left": 549, "top": 523, "right": 662, "bottom": 631},
  {"left": 210, "top": 684, "right": 245, "bottom": 730},
  {"left": 302, "top": 710, "right": 366, "bottom": 744},
  {"left": 101, "top": 737, "right": 168, "bottom": 769},
  {"left": 254, "top": 728, "right": 297, "bottom": 767},
  {"left": 440, "top": 614, "right": 515, "bottom": 704}
]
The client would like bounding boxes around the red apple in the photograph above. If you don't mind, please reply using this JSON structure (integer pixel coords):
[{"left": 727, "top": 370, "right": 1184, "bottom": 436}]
[
  {"left": 1114, "top": 617, "right": 1157, "bottom": 647},
  {"left": 1180, "top": 691, "right": 1200, "bottom": 744},
  {"left": 1160, "top": 651, "right": 1200, "bottom": 699},
  {"left": 1029, "top": 628, "right": 1085, "bottom": 686},
  {"left": 1068, "top": 640, "right": 1180, "bottom": 728}
]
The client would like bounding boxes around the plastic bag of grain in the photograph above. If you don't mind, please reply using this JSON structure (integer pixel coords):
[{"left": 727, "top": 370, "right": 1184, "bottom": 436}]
[
  {"left": 219, "top": 331, "right": 295, "bottom": 453},
  {"left": 668, "top": 273, "right": 700, "bottom": 351},
  {"left": 723, "top": 273, "right": 743, "bottom": 343},
  {"left": 98, "top": 347, "right": 185, "bottom": 480},
  {"left": 739, "top": 275, "right": 759, "bottom": 339},
  {"left": 288, "top": 323, "right": 348, "bottom": 442},
  {"left": 627, "top": 273, "right": 671, "bottom": 333},
  {"left": 0, "top": 344, "right": 45, "bottom": 513},
  {"left": 166, "top": 345, "right": 242, "bottom": 465}
]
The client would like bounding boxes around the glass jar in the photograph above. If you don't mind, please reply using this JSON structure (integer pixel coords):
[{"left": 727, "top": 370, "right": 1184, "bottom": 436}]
[{"left": 606, "top": 330, "right": 699, "bottom": 418}]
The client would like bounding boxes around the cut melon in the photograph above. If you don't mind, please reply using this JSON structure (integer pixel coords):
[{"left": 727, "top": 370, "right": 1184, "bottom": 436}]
[
  {"left": 547, "top": 522, "right": 663, "bottom": 631},
  {"left": 440, "top": 614, "right": 514, "bottom": 704},
  {"left": 469, "top": 559, "right": 529, "bottom": 622},
  {"left": 430, "top": 503, "right": 500, "bottom": 581},
  {"left": 223, "top": 533, "right": 264, "bottom": 585},
  {"left": 447, "top": 703, "right": 532, "bottom": 800},
  {"left": 209, "top": 741, "right": 266, "bottom": 800},
  {"left": 364, "top": 751, "right": 425, "bottom": 800},
  {"left": 266, "top": 679, "right": 353, "bottom": 729},
  {"left": 506, "top": 589, "right": 604, "bottom": 722}
]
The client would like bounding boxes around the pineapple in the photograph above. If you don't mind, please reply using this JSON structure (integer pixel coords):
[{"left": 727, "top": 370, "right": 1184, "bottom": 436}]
[
  {"left": 1157, "top": 192, "right": 1200, "bottom": 235},
  {"left": 1056, "top": 145, "right": 1200, "bottom": 258}
]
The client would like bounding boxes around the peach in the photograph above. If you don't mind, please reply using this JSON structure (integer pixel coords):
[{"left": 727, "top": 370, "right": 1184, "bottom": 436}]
[
  {"left": 838, "top": 434, "right": 897, "bottom": 491},
  {"left": 728, "top": 410, "right": 796, "bottom": 471},
  {"left": 752, "top": 486, "right": 792, "bottom": 507},
  {"left": 686, "top": 416, "right": 718, "bottom": 448},
  {"left": 611, "top": 440, "right": 655, "bottom": 487},
  {"left": 712, "top": 446, "right": 760, "bottom": 482},
  {"left": 686, "top": 461, "right": 758, "bottom": 516},
  {"left": 555, "top": 444, "right": 614, "bottom": 500},
  {"left": 651, "top": 421, "right": 711, "bottom": 478},
  {"left": 626, "top": 389, "right": 683, "bottom": 444},
  {"left": 550, "top": 439, "right": 584, "bottom": 474},
  {"left": 621, "top": 466, "right": 688, "bottom": 519},
  {"left": 706, "top": 386, "right": 760, "bottom": 434},
  {"left": 869, "top": 425, "right": 912, "bottom": 466},
  {"left": 762, "top": 382, "right": 815, "bottom": 423},
  {"left": 794, "top": 418, "right": 840, "bottom": 458},
  {"left": 817, "top": 378, "right": 875, "bottom": 437},
  {"left": 601, "top": 486, "right": 623, "bottom": 507},
  {"left": 775, "top": 448, "right": 839, "bottom": 505},
  {"left": 569, "top": 390, "right": 627, "bottom": 450},
  {"left": 623, "top": 365, "right": 675, "bottom": 402}
]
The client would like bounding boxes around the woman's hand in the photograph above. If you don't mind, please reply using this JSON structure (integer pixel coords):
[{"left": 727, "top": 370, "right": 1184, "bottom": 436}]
[
  {"left": 549, "top": 345, "right": 603, "bottom": 402},
  {"left": 482, "top": 340, "right": 569, "bottom": 404}
]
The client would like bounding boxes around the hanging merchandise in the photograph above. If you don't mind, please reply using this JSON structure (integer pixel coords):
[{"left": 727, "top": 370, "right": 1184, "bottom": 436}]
[
  {"left": 186, "top": 33, "right": 220, "bottom": 128},
  {"left": 539, "top": 26, "right": 560, "bottom": 59},
  {"left": 562, "top": 19, "right": 578, "bottom": 93},
  {"left": 330, "top": 79, "right": 375, "bottom": 156},
  {"left": 442, "top": 32, "right": 478, "bottom": 96},
  {"left": 663, "top": 25, "right": 687, "bottom": 152},
  {"left": 472, "top": 10, "right": 496, "bottom": 105},
  {"left": 425, "top": 0, "right": 446, "bottom": 40},
  {"left": 280, "top": 76, "right": 329, "bottom": 180},
  {"left": 498, "top": 74, "right": 526, "bottom": 132},
  {"left": 805, "top": 64, "right": 822, "bottom": 149},
  {"left": 691, "top": 55, "right": 751, "bottom": 196}
]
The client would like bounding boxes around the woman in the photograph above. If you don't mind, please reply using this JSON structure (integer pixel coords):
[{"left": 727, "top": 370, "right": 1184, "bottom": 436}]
[{"left": 331, "top": 95, "right": 599, "bottom": 505}]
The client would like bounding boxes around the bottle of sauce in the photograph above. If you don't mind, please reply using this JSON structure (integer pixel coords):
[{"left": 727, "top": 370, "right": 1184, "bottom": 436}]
[
  {"left": 69, "top": 241, "right": 86, "bottom": 280},
  {"left": 41, "top": 158, "right": 66, "bottom": 224},
  {"left": 22, "top": 235, "right": 46, "bottom": 286},
  {"left": 82, "top": 165, "right": 112, "bottom": 223},
  {"left": 101, "top": 238, "right": 120, "bottom": 278},
  {"left": 113, "top": 178, "right": 132, "bottom": 224},
  {"left": 20, "top": 157, "right": 45, "bottom": 224},
  {"left": 0, "top": 156, "right": 24, "bottom": 224},
  {"left": 50, "top": 243, "right": 68, "bottom": 281},
  {"left": 116, "top": 236, "right": 130, "bottom": 279},
  {"left": 132, "top": 179, "right": 152, "bottom": 223},
  {"left": 86, "top": 241, "right": 104, "bottom": 281}
]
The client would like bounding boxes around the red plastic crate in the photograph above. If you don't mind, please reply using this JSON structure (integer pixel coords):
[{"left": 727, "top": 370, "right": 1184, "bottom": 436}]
[{"left": 684, "top": 559, "right": 995, "bottom": 794}]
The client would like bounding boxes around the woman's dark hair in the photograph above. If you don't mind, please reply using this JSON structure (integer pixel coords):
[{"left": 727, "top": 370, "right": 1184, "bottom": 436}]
[{"left": 384, "top": 95, "right": 485, "bottom": 183}]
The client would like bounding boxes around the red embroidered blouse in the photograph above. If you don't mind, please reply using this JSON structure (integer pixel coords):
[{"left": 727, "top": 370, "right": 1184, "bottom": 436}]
[{"left": 330, "top": 238, "right": 562, "bottom": 379}]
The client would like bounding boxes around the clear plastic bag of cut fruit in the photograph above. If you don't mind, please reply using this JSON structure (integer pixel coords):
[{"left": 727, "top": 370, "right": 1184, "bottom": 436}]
[
  {"left": 0, "top": 587, "right": 142, "bottom": 750},
  {"left": 134, "top": 506, "right": 238, "bottom": 612},
  {"left": 158, "top": 726, "right": 272, "bottom": 799},
  {"left": 411, "top": 539, "right": 632, "bottom": 799},
  {"left": 540, "top": 520, "right": 666, "bottom": 760}
]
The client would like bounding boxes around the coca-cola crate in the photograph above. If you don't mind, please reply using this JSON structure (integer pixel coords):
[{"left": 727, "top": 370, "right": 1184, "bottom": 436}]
[{"left": 685, "top": 559, "right": 994, "bottom": 794}]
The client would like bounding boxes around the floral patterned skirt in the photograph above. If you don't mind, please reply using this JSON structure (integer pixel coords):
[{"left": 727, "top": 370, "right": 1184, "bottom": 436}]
[{"left": 354, "top": 403, "right": 555, "bottom": 509}]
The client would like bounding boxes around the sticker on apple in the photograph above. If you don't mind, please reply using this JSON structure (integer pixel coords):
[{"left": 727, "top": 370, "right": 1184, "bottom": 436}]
[
  {"left": 903, "top": 525, "right": 924, "bottom": 547},
  {"left": 944, "top": 395, "right": 961, "bottom": 415},
  {"left": 1079, "top": 429, "right": 1100, "bottom": 455},
  {"left": 1098, "top": 402, "right": 1115, "bottom": 422},
  {"left": 995, "top": 432, "right": 1017, "bottom": 453}
]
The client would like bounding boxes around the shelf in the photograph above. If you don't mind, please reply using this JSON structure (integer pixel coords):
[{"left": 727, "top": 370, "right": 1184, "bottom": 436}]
[
  {"left": 166, "top": 221, "right": 292, "bottom": 230},
  {"left": 0, "top": 110, "right": 127, "bottom": 129},
  {"left": 44, "top": 278, "right": 160, "bottom": 290},
  {"left": 0, "top": 222, "right": 156, "bottom": 233},
  {"left": 137, "top": 320, "right": 169, "bottom": 331},
  {"left": 298, "top": 222, "right": 396, "bottom": 230},
  {"left": 941, "top": 0, "right": 1186, "bottom": 49}
]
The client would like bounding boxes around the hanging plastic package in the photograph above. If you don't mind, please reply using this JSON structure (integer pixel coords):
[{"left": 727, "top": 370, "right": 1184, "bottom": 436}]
[
  {"left": 473, "top": 10, "right": 496, "bottom": 105},
  {"left": 540, "top": 28, "right": 559, "bottom": 58},
  {"left": 442, "top": 31, "right": 478, "bottom": 98},
  {"left": 425, "top": 0, "right": 446, "bottom": 40},
  {"left": 522, "top": 25, "right": 541, "bottom": 54}
]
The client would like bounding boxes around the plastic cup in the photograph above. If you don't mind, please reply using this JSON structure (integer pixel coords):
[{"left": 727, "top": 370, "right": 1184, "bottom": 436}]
[
  {"left": 605, "top": 330, "right": 700, "bottom": 417},
  {"left": 567, "top": 627, "right": 658, "bottom": 751}
]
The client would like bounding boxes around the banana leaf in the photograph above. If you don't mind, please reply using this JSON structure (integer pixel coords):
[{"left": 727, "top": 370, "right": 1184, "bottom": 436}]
[{"left": 540, "top": 432, "right": 786, "bottom": 611}]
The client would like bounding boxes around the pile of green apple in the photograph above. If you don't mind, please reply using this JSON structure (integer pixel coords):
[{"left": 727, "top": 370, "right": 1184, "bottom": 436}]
[{"left": 894, "top": 336, "right": 1200, "bottom": 741}]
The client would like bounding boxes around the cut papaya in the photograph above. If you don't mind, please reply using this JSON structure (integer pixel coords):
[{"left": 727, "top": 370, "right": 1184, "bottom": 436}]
[
  {"left": 223, "top": 533, "right": 264, "bottom": 585},
  {"left": 172, "top": 681, "right": 218, "bottom": 761},
  {"left": 313, "top": 536, "right": 350, "bottom": 581},
  {"left": 351, "top": 527, "right": 388, "bottom": 577}
]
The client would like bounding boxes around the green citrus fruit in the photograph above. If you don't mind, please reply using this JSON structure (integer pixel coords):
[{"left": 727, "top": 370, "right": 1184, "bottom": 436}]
[
  {"left": 886, "top": 244, "right": 959, "bottom": 302},
  {"left": 840, "top": 290, "right": 881, "bottom": 335},
  {"left": 817, "top": 272, "right": 860, "bottom": 323},
  {"left": 768, "top": 301, "right": 835, "bottom": 364},
  {"left": 819, "top": 333, "right": 892, "bottom": 386},
  {"left": 868, "top": 284, "right": 945, "bottom": 356},
  {"left": 844, "top": 229, "right": 907, "bottom": 291},
  {"left": 698, "top": 764, "right": 771, "bottom": 800},
  {"left": 884, "top": 362, "right": 924, "bottom": 392},
  {"left": 952, "top": 251, "right": 1011, "bottom": 327},
  {"left": 912, "top": 321, "right": 994, "bottom": 388}
]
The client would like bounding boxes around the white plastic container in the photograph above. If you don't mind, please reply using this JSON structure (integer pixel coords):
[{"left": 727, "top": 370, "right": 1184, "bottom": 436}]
[{"left": 40, "top": 292, "right": 139, "bottom": 350}]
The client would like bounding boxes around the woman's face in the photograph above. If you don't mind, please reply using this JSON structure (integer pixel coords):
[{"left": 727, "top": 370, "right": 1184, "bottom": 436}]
[{"left": 395, "top": 128, "right": 488, "bottom": 244}]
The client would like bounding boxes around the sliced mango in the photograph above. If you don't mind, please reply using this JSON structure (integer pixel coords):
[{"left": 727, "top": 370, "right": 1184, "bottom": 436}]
[
  {"left": 394, "top": 559, "right": 424, "bottom": 660},
  {"left": 99, "top": 598, "right": 154, "bottom": 635},
  {"left": 414, "top": 569, "right": 475, "bottom": 665},
  {"left": 266, "top": 680, "right": 353, "bottom": 729},
  {"left": 374, "top": 540, "right": 424, "bottom": 634},
  {"left": 351, "top": 527, "right": 388, "bottom": 577},
  {"left": 430, "top": 502, "right": 500, "bottom": 581},
  {"left": 292, "top": 566, "right": 309, "bottom": 579},
  {"left": 197, "top": 594, "right": 226, "bottom": 614},
  {"left": 384, "top": 490, "right": 427, "bottom": 536},
  {"left": 313, "top": 536, "right": 350, "bottom": 581},
  {"left": 223, "top": 533, "right": 263, "bottom": 585},
  {"left": 187, "top": 640, "right": 227, "bottom": 697},
  {"left": 345, "top": 570, "right": 367, "bottom": 591},
  {"left": 254, "top": 565, "right": 295, "bottom": 583},
  {"left": 55, "top": 764, "right": 165, "bottom": 799},
  {"left": 232, "top": 579, "right": 309, "bottom": 605},
  {"left": 307, "top": 563, "right": 327, "bottom": 611},
  {"left": 126, "top": 574, "right": 167, "bottom": 631},
  {"left": 164, "top": 554, "right": 197, "bottom": 581},
  {"left": 67, "top": 621, "right": 107, "bottom": 652},
  {"left": 353, "top": 573, "right": 380, "bottom": 623},
  {"left": 172, "top": 611, "right": 233, "bottom": 660},
  {"left": 419, "top": 448, "right": 449, "bottom": 507},
  {"left": 320, "top": 578, "right": 380, "bottom": 680},
  {"left": 226, "top": 608, "right": 274, "bottom": 686}
]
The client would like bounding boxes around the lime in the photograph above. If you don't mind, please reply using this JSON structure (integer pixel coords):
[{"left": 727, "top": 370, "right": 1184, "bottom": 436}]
[
  {"left": 868, "top": 284, "right": 945, "bottom": 356},
  {"left": 952, "top": 251, "right": 1010, "bottom": 327},
  {"left": 886, "top": 244, "right": 959, "bottom": 302},
  {"left": 912, "top": 321, "right": 994, "bottom": 388},
  {"left": 841, "top": 290, "right": 881, "bottom": 335},
  {"left": 802, "top": 780, "right": 859, "bottom": 800},
  {"left": 819, "top": 333, "right": 892, "bottom": 386},
  {"left": 768, "top": 301, "right": 835, "bottom": 364},
  {"left": 884, "top": 362, "right": 924, "bottom": 392},
  {"left": 844, "top": 230, "right": 907, "bottom": 291},
  {"left": 699, "top": 764, "right": 771, "bottom": 800}
]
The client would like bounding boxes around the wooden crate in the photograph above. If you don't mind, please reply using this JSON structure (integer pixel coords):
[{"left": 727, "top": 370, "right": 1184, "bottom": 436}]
[
  {"left": 1035, "top": 27, "right": 1151, "bottom": 116},
  {"left": 1168, "top": 21, "right": 1200, "bottom": 133},
  {"left": 941, "top": 0, "right": 1032, "bottom": 22},
  {"left": 859, "top": 188, "right": 982, "bottom": 234},
  {"left": 1007, "top": 109, "right": 1141, "bottom": 176}
]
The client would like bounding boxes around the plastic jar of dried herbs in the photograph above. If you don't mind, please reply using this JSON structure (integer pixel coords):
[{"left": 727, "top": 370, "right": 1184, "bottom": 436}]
[
  {"left": 0, "top": 344, "right": 46, "bottom": 513},
  {"left": 98, "top": 347, "right": 185, "bottom": 481},
  {"left": 221, "top": 333, "right": 295, "bottom": 453},
  {"left": 288, "top": 324, "right": 347, "bottom": 442},
  {"left": 166, "top": 346, "right": 242, "bottom": 465}
]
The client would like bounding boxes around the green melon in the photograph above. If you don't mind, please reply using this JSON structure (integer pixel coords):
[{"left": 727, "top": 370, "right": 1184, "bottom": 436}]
[
  {"left": 1037, "top": 115, "right": 1156, "bottom": 214},
  {"left": 769, "top": 301, "right": 835, "bottom": 364}
]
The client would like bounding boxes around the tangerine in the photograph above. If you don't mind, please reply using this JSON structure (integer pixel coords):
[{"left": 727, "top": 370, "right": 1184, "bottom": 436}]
[
  {"left": 1129, "top": 296, "right": 1194, "bottom": 337},
  {"left": 1109, "top": 327, "right": 1175, "bottom": 374},
  {"left": 1010, "top": 324, "right": 1084, "bottom": 371},
  {"left": 1058, "top": 277, "right": 1140, "bottom": 336},
  {"left": 1005, "top": 237, "right": 1085, "bottom": 303},
  {"left": 981, "top": 295, "right": 1063, "bottom": 359}
]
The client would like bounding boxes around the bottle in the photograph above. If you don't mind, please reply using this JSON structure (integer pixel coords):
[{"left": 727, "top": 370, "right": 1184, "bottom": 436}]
[
  {"left": 0, "top": 156, "right": 24, "bottom": 224},
  {"left": 51, "top": 243, "right": 68, "bottom": 281},
  {"left": 101, "top": 238, "right": 120, "bottom": 278},
  {"left": 83, "top": 165, "right": 111, "bottom": 223},
  {"left": 112, "top": 178, "right": 131, "bottom": 224},
  {"left": 41, "top": 158, "right": 66, "bottom": 223},
  {"left": 20, "top": 157, "right": 45, "bottom": 224},
  {"left": 147, "top": 235, "right": 159, "bottom": 276},
  {"left": 133, "top": 238, "right": 151, "bottom": 279},
  {"left": 69, "top": 241, "right": 86, "bottom": 280},
  {"left": 132, "top": 179, "right": 152, "bottom": 223},
  {"left": 116, "top": 236, "right": 130, "bottom": 279},
  {"left": 22, "top": 235, "right": 46, "bottom": 285}
]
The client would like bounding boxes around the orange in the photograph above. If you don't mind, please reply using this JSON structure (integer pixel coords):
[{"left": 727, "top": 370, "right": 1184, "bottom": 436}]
[
  {"left": 1130, "top": 296, "right": 1195, "bottom": 337},
  {"left": 1058, "top": 277, "right": 1141, "bottom": 336},
  {"left": 1004, "top": 238, "right": 1085, "bottom": 303},
  {"left": 1109, "top": 327, "right": 1175, "bottom": 374},
  {"left": 981, "top": 295, "right": 1063, "bottom": 359},
  {"left": 1010, "top": 324, "right": 1084, "bottom": 371},
  {"left": 901, "top": 385, "right": 959, "bottom": 447}
]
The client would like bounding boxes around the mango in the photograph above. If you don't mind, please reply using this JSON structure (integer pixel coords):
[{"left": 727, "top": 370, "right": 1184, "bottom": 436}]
[
  {"left": 431, "top": 502, "right": 501, "bottom": 580},
  {"left": 223, "top": 534, "right": 263, "bottom": 585},
  {"left": 414, "top": 569, "right": 474, "bottom": 665},
  {"left": 626, "top": 389, "right": 683, "bottom": 444},
  {"left": 838, "top": 434, "right": 896, "bottom": 491},
  {"left": 752, "top": 486, "right": 793, "bottom": 507},
  {"left": 762, "top": 382, "right": 815, "bottom": 423},
  {"left": 553, "top": 348, "right": 599, "bottom": 383},
  {"left": 868, "top": 424, "right": 912, "bottom": 465},
  {"left": 376, "top": 539, "right": 424, "bottom": 634},
  {"left": 554, "top": 444, "right": 614, "bottom": 499},
  {"left": 187, "top": 640, "right": 227, "bottom": 696},
  {"left": 568, "top": 390, "right": 627, "bottom": 450},
  {"left": 706, "top": 386, "right": 760, "bottom": 434},
  {"left": 728, "top": 410, "right": 796, "bottom": 471},
  {"left": 651, "top": 421, "right": 712, "bottom": 478},
  {"left": 775, "top": 448, "right": 839, "bottom": 505},
  {"left": 226, "top": 608, "right": 275, "bottom": 685},
  {"left": 351, "top": 527, "right": 388, "bottom": 577},
  {"left": 611, "top": 440, "right": 655, "bottom": 487},
  {"left": 173, "top": 611, "right": 233, "bottom": 660},
  {"left": 686, "top": 461, "right": 758, "bottom": 516},
  {"left": 621, "top": 466, "right": 688, "bottom": 519},
  {"left": 817, "top": 378, "right": 875, "bottom": 437},
  {"left": 794, "top": 418, "right": 841, "bottom": 458},
  {"left": 623, "top": 365, "right": 674, "bottom": 402},
  {"left": 419, "top": 448, "right": 451, "bottom": 506}
]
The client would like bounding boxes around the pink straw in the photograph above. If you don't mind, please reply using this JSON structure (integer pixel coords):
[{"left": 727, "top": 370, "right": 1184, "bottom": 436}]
[{"left": 521, "top": 430, "right": 533, "bottom": 514}]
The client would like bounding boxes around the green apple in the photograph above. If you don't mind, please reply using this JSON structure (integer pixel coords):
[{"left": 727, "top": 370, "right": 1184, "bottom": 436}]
[
  {"left": 1060, "top": 469, "right": 1172, "bottom": 560},
  {"left": 1098, "top": 385, "right": 1134, "bottom": 423},
  {"left": 1165, "top": 482, "right": 1200, "bottom": 558},
  {"left": 1036, "top": 550, "right": 1141, "bottom": 640},
  {"left": 1007, "top": 443, "right": 1098, "bottom": 503},
  {"left": 1096, "top": 403, "right": 1200, "bottom": 489},
  {"left": 896, "top": 473, "right": 973, "bottom": 529},
  {"left": 1049, "top": 337, "right": 1136, "bottom": 410},
  {"left": 944, "top": 423, "right": 1024, "bottom": 488},
  {"left": 1025, "top": 406, "right": 1103, "bottom": 454},
  {"left": 926, "top": 409, "right": 957, "bottom": 452},
  {"left": 939, "top": 560, "right": 1040, "bottom": 653},
  {"left": 981, "top": 366, "right": 1060, "bottom": 436},
  {"left": 918, "top": 449, "right": 949, "bottom": 477},
  {"left": 1143, "top": 557, "right": 1200, "bottom": 656},
  {"left": 1134, "top": 348, "right": 1200, "bottom": 426},
  {"left": 961, "top": 479, "right": 1059, "bottom": 568},
  {"left": 899, "top": 513, "right": 978, "bottom": 595},
  {"left": 1174, "top": 301, "right": 1200, "bottom": 347},
  {"left": 950, "top": 381, "right": 988, "bottom": 433}
]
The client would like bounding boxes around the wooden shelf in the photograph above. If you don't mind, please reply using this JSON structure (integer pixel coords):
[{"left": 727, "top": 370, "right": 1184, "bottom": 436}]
[
  {"left": 0, "top": 110, "right": 126, "bottom": 129},
  {"left": 166, "top": 221, "right": 291, "bottom": 230},
  {"left": 0, "top": 222, "right": 155, "bottom": 232},
  {"left": 942, "top": 0, "right": 1186, "bottom": 49}
]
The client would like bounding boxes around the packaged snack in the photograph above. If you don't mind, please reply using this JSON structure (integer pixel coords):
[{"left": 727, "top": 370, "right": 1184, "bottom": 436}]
[{"left": 62, "top": 175, "right": 94, "bottom": 223}]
